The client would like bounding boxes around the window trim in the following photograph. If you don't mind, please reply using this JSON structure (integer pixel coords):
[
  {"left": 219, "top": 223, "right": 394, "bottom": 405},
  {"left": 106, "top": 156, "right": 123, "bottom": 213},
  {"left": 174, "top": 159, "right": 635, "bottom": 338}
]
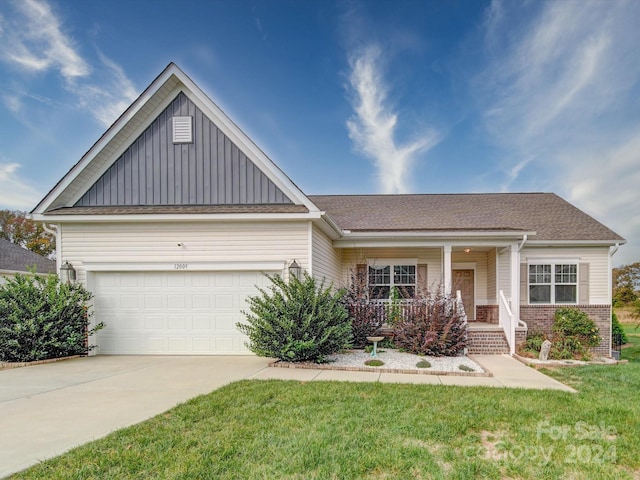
[{"left": 527, "top": 260, "right": 579, "bottom": 305}]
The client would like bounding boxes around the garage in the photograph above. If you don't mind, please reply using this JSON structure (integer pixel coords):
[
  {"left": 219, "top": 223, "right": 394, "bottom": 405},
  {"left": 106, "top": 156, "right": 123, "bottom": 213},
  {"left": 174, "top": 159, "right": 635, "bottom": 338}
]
[{"left": 92, "top": 270, "right": 274, "bottom": 355}]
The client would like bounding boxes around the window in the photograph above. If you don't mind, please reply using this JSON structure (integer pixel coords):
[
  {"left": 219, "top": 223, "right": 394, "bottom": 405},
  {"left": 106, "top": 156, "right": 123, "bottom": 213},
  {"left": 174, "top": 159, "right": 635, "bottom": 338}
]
[
  {"left": 529, "top": 263, "right": 577, "bottom": 304},
  {"left": 368, "top": 264, "right": 416, "bottom": 300}
]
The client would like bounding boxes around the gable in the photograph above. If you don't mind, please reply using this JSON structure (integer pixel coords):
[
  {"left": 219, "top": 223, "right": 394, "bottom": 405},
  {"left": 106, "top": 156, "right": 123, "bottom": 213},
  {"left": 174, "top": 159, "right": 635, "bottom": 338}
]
[{"left": 75, "top": 93, "right": 293, "bottom": 207}]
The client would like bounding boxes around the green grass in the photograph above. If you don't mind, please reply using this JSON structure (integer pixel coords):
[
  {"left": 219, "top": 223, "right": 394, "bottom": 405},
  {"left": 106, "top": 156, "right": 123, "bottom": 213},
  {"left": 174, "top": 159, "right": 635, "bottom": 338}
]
[
  {"left": 621, "top": 324, "right": 640, "bottom": 362},
  {"left": 11, "top": 365, "right": 640, "bottom": 479}
]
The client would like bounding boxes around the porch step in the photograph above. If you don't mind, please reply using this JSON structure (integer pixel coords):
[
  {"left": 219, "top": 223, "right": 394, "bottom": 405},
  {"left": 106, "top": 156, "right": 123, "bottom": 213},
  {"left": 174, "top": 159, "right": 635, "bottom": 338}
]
[{"left": 467, "top": 329, "right": 510, "bottom": 355}]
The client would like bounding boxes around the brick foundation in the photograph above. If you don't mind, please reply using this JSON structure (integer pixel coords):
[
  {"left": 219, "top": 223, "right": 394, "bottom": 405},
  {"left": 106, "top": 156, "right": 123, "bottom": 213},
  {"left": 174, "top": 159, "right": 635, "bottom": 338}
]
[
  {"left": 519, "top": 305, "right": 611, "bottom": 356},
  {"left": 476, "top": 305, "right": 499, "bottom": 324}
]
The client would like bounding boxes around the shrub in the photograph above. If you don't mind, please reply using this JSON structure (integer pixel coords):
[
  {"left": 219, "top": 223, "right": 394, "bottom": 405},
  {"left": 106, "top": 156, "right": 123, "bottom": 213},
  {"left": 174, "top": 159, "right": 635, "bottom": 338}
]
[
  {"left": 416, "top": 359, "right": 431, "bottom": 368},
  {"left": 612, "top": 312, "right": 628, "bottom": 345},
  {"left": 393, "top": 288, "right": 467, "bottom": 357},
  {"left": 343, "top": 268, "right": 384, "bottom": 348},
  {"left": 459, "top": 364, "right": 474, "bottom": 372},
  {"left": 237, "top": 273, "right": 352, "bottom": 363},
  {"left": 365, "top": 359, "right": 384, "bottom": 367},
  {"left": 518, "top": 328, "right": 547, "bottom": 357},
  {"left": 0, "top": 273, "right": 103, "bottom": 362},
  {"left": 550, "top": 307, "right": 601, "bottom": 360}
]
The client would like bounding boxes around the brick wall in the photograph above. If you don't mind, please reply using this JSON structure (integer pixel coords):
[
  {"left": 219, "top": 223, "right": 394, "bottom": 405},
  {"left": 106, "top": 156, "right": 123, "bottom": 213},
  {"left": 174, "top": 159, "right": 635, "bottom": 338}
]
[
  {"left": 467, "top": 330, "right": 509, "bottom": 354},
  {"left": 519, "top": 305, "right": 611, "bottom": 356},
  {"left": 476, "top": 305, "right": 499, "bottom": 324}
]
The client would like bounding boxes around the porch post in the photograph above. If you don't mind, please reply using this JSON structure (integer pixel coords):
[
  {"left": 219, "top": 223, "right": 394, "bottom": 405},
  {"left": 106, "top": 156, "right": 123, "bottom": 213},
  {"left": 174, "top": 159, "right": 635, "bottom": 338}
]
[
  {"left": 510, "top": 242, "right": 520, "bottom": 324},
  {"left": 443, "top": 244, "right": 452, "bottom": 294}
]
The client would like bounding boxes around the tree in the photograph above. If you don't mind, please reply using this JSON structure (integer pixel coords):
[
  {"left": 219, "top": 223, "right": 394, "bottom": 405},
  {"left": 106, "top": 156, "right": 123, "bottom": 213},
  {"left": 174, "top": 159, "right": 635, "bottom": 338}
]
[
  {"left": 0, "top": 210, "right": 55, "bottom": 258},
  {"left": 612, "top": 262, "right": 640, "bottom": 306}
]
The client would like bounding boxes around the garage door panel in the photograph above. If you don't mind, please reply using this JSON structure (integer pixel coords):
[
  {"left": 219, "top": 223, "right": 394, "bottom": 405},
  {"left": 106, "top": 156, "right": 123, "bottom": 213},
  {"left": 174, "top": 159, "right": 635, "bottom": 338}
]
[{"left": 93, "top": 271, "right": 272, "bottom": 355}]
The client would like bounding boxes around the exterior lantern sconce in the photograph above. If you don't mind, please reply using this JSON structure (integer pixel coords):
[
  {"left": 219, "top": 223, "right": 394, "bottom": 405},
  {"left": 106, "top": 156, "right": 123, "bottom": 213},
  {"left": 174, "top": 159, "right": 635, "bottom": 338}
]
[
  {"left": 60, "top": 261, "right": 77, "bottom": 284},
  {"left": 288, "top": 259, "right": 302, "bottom": 280}
]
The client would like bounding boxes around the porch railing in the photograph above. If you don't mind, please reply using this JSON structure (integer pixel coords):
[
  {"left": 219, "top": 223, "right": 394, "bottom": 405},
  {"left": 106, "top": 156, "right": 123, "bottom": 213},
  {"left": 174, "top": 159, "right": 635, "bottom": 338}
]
[{"left": 499, "top": 290, "right": 515, "bottom": 355}]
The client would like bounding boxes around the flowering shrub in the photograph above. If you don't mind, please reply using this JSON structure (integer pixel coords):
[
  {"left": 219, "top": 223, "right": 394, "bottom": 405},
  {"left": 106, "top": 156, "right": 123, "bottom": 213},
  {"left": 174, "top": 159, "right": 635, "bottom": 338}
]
[{"left": 551, "top": 307, "right": 601, "bottom": 360}]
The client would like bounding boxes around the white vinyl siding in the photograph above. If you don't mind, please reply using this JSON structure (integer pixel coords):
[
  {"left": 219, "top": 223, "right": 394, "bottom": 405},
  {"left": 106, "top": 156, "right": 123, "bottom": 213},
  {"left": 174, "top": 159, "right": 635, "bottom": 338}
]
[
  {"left": 521, "top": 246, "right": 610, "bottom": 304},
  {"left": 60, "top": 221, "right": 309, "bottom": 284},
  {"left": 497, "top": 248, "right": 512, "bottom": 298},
  {"left": 311, "top": 225, "right": 342, "bottom": 287},
  {"left": 487, "top": 248, "right": 497, "bottom": 303}
]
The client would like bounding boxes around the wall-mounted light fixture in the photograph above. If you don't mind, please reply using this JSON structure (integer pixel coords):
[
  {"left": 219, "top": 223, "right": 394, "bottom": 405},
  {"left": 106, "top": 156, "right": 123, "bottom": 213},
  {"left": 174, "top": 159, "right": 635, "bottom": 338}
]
[
  {"left": 60, "top": 261, "right": 77, "bottom": 284},
  {"left": 463, "top": 248, "right": 471, "bottom": 253},
  {"left": 288, "top": 259, "right": 302, "bottom": 280}
]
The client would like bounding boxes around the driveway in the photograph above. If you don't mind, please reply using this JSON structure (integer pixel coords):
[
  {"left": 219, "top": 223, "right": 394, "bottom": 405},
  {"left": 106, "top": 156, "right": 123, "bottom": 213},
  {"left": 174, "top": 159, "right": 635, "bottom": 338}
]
[{"left": 0, "top": 355, "right": 271, "bottom": 478}]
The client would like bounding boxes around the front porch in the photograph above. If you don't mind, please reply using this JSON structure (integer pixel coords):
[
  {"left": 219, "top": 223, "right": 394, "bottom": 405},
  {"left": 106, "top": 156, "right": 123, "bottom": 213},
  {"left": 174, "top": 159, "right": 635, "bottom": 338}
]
[{"left": 340, "top": 242, "right": 527, "bottom": 354}]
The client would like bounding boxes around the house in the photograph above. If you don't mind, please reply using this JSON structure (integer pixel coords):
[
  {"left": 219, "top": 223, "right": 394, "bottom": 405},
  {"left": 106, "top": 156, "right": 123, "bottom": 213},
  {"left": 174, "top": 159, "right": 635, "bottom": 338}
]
[
  {"left": 0, "top": 238, "right": 56, "bottom": 286},
  {"left": 31, "top": 63, "right": 625, "bottom": 357}
]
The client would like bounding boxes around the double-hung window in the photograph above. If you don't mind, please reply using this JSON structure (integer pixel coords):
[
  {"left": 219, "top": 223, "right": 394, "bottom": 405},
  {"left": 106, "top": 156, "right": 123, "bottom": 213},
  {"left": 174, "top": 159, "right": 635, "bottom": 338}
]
[
  {"left": 368, "top": 263, "right": 416, "bottom": 300},
  {"left": 529, "top": 263, "right": 577, "bottom": 304}
]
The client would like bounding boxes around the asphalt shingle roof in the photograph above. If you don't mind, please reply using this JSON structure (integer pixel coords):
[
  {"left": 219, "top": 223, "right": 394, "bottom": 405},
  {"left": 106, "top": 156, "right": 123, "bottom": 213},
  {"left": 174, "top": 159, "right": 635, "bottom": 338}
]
[
  {"left": 0, "top": 238, "right": 56, "bottom": 274},
  {"left": 308, "top": 193, "right": 625, "bottom": 242}
]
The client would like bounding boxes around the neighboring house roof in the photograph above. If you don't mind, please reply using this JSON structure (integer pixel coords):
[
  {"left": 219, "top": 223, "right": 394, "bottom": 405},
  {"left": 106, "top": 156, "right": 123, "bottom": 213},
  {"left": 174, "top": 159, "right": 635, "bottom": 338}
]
[
  {"left": 0, "top": 238, "right": 56, "bottom": 274},
  {"left": 309, "top": 193, "right": 625, "bottom": 242}
]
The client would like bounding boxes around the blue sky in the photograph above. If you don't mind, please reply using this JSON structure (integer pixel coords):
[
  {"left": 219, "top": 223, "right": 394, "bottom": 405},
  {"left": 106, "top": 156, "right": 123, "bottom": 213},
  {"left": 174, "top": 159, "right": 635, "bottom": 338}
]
[{"left": 0, "top": 0, "right": 638, "bottom": 265}]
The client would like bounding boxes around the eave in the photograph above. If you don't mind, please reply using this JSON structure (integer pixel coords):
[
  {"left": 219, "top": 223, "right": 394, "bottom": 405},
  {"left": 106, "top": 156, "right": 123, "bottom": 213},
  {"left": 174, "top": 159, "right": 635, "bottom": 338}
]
[{"left": 333, "top": 230, "right": 535, "bottom": 248}]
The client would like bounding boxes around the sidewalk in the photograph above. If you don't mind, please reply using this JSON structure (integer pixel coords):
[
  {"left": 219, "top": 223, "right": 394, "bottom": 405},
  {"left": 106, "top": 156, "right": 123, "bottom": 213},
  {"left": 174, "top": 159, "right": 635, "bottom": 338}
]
[{"left": 249, "top": 354, "right": 576, "bottom": 393}]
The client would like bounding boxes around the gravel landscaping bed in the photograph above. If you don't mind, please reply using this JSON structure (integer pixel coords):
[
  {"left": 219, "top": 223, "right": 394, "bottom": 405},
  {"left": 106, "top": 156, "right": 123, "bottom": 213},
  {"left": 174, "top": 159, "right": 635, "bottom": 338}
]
[{"left": 271, "top": 349, "right": 488, "bottom": 376}]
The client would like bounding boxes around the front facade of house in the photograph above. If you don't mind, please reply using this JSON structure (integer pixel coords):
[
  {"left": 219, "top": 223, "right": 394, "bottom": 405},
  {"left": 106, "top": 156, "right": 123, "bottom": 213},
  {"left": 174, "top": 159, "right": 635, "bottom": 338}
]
[{"left": 32, "top": 64, "right": 624, "bottom": 357}]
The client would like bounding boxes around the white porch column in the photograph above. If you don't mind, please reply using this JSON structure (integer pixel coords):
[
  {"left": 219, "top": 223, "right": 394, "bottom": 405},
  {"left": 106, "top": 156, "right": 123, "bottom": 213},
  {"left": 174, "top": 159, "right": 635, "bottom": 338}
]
[
  {"left": 443, "top": 244, "right": 452, "bottom": 294},
  {"left": 510, "top": 243, "right": 520, "bottom": 324}
]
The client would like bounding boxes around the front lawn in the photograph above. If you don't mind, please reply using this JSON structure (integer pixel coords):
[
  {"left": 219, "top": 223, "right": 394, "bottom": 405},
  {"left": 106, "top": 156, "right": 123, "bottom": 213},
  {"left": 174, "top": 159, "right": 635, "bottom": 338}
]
[
  {"left": 12, "top": 365, "right": 640, "bottom": 479},
  {"left": 621, "top": 324, "right": 640, "bottom": 362}
]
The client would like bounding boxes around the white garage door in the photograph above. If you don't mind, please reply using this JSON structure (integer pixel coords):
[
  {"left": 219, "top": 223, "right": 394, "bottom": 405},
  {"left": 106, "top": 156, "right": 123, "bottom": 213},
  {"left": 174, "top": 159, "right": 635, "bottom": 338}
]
[{"left": 92, "top": 271, "right": 274, "bottom": 355}]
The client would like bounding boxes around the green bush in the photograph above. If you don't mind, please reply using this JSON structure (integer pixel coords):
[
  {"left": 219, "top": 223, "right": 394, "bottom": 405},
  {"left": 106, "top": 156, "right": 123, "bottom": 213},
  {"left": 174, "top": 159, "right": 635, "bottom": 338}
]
[
  {"left": 392, "top": 288, "right": 467, "bottom": 357},
  {"left": 612, "top": 312, "right": 628, "bottom": 345},
  {"left": 237, "top": 273, "right": 352, "bottom": 363},
  {"left": 521, "top": 328, "right": 547, "bottom": 354},
  {"left": 416, "top": 359, "right": 431, "bottom": 368},
  {"left": 0, "top": 273, "right": 103, "bottom": 362},
  {"left": 550, "top": 307, "right": 600, "bottom": 360}
]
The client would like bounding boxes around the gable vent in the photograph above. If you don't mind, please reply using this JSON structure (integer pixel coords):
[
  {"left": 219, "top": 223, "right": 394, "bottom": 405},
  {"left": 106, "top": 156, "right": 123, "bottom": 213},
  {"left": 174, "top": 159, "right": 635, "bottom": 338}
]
[{"left": 172, "top": 116, "right": 193, "bottom": 143}]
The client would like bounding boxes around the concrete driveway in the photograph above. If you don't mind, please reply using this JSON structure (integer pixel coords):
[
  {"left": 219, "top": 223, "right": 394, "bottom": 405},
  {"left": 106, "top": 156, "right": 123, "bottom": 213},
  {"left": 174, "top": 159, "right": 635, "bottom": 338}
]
[{"left": 0, "top": 355, "right": 271, "bottom": 478}]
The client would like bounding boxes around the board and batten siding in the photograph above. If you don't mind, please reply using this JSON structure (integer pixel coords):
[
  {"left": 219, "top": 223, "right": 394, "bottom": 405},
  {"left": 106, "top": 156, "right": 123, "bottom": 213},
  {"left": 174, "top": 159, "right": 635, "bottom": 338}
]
[
  {"left": 311, "top": 225, "right": 342, "bottom": 286},
  {"left": 60, "top": 221, "right": 309, "bottom": 284},
  {"left": 341, "top": 248, "right": 442, "bottom": 287},
  {"left": 76, "top": 92, "right": 292, "bottom": 207},
  {"left": 521, "top": 246, "right": 611, "bottom": 304}
]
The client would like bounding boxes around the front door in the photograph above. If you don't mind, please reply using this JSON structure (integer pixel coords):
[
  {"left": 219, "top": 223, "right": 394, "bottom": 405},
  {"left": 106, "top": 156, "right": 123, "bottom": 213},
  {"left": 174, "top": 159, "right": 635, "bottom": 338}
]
[{"left": 452, "top": 269, "right": 474, "bottom": 320}]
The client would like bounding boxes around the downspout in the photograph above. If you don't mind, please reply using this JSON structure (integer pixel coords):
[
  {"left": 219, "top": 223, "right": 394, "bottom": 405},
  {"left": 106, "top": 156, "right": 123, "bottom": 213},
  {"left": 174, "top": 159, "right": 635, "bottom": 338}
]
[
  {"left": 610, "top": 243, "right": 620, "bottom": 258},
  {"left": 518, "top": 234, "right": 528, "bottom": 251},
  {"left": 41, "top": 223, "right": 61, "bottom": 274}
]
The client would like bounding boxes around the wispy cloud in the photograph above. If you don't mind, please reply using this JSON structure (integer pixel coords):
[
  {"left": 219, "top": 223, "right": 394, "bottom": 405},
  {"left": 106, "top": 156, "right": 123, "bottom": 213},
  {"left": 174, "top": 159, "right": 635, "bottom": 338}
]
[
  {"left": 0, "top": 162, "right": 41, "bottom": 210},
  {"left": 476, "top": 0, "right": 640, "bottom": 263},
  {"left": 1, "top": 0, "right": 89, "bottom": 80},
  {"left": 0, "top": 0, "right": 137, "bottom": 126},
  {"left": 346, "top": 45, "right": 440, "bottom": 194}
]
